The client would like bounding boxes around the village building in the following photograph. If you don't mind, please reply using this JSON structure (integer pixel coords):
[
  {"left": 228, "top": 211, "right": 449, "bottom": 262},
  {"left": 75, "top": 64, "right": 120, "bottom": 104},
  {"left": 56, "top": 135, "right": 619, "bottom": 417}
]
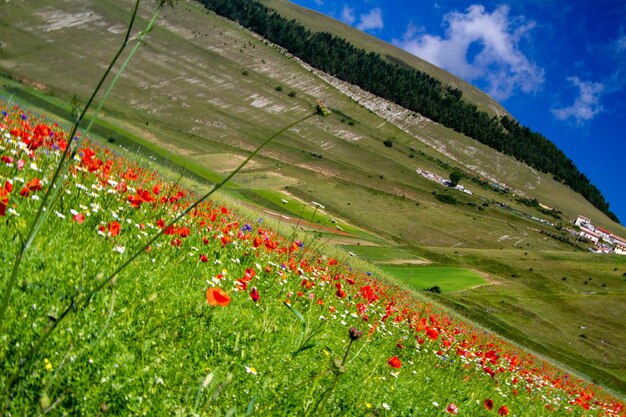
[
  {"left": 572, "top": 214, "right": 626, "bottom": 255},
  {"left": 612, "top": 235, "right": 626, "bottom": 255},
  {"left": 579, "top": 226, "right": 600, "bottom": 244},
  {"left": 591, "top": 246, "right": 611, "bottom": 254},
  {"left": 574, "top": 215, "right": 592, "bottom": 228},
  {"left": 596, "top": 227, "right": 614, "bottom": 243}
]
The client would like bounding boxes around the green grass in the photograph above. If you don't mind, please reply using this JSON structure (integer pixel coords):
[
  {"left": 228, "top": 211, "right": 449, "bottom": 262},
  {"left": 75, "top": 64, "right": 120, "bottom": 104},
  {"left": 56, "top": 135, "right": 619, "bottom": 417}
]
[
  {"left": 339, "top": 244, "right": 427, "bottom": 263},
  {"left": 419, "top": 246, "right": 626, "bottom": 392},
  {"left": 379, "top": 266, "right": 487, "bottom": 293},
  {"left": 2, "top": 0, "right": 626, "bottom": 396}
]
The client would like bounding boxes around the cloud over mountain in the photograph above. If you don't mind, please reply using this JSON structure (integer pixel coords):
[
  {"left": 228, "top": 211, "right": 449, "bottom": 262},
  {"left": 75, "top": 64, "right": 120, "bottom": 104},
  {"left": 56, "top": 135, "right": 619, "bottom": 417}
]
[
  {"left": 393, "top": 4, "right": 544, "bottom": 101},
  {"left": 356, "top": 8, "right": 384, "bottom": 32},
  {"left": 341, "top": 5, "right": 355, "bottom": 25}
]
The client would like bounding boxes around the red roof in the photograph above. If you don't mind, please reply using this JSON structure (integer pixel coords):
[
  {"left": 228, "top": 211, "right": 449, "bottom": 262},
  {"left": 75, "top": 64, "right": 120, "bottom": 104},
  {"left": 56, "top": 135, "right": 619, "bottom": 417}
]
[{"left": 597, "top": 227, "right": 611, "bottom": 234}]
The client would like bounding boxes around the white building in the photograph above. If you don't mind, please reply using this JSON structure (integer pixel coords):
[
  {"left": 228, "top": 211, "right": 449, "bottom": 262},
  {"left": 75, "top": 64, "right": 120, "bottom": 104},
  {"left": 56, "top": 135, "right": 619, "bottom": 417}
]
[
  {"left": 613, "top": 235, "right": 626, "bottom": 255},
  {"left": 574, "top": 215, "right": 592, "bottom": 228},
  {"left": 579, "top": 227, "right": 600, "bottom": 244}
]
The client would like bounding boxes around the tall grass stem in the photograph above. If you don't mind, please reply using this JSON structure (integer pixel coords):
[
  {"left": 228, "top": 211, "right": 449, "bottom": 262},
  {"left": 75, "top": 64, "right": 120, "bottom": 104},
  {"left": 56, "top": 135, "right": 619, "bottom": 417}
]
[{"left": 0, "top": 0, "right": 143, "bottom": 333}]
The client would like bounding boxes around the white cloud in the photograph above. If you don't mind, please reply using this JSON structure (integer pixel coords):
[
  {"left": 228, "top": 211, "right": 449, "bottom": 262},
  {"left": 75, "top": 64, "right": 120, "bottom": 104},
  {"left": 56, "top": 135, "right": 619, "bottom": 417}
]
[
  {"left": 393, "top": 4, "right": 544, "bottom": 101},
  {"left": 356, "top": 8, "right": 384, "bottom": 32},
  {"left": 314, "top": 0, "right": 324, "bottom": 5},
  {"left": 341, "top": 5, "right": 355, "bottom": 25},
  {"left": 552, "top": 77, "right": 604, "bottom": 124}
]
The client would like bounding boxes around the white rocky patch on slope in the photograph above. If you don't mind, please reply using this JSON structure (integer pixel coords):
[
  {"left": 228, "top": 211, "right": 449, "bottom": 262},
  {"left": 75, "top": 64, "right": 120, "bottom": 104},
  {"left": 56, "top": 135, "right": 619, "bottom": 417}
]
[
  {"left": 247, "top": 93, "right": 286, "bottom": 114},
  {"left": 244, "top": 33, "right": 535, "bottom": 196},
  {"left": 35, "top": 7, "right": 101, "bottom": 32}
]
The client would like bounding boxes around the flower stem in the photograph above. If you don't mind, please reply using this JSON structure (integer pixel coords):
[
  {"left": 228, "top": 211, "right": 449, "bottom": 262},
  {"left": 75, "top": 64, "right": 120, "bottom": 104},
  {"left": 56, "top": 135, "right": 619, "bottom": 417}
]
[{"left": 0, "top": 0, "right": 142, "bottom": 333}]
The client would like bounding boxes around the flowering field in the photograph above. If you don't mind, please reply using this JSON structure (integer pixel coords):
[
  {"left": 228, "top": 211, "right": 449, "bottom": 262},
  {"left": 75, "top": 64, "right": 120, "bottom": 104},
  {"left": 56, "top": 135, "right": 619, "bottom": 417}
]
[{"left": 0, "top": 101, "right": 624, "bottom": 415}]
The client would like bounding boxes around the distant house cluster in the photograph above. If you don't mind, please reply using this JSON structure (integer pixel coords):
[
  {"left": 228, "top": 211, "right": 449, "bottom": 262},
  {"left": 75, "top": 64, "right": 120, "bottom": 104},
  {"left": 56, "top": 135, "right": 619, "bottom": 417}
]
[
  {"left": 416, "top": 168, "right": 473, "bottom": 195},
  {"left": 574, "top": 215, "right": 626, "bottom": 255}
]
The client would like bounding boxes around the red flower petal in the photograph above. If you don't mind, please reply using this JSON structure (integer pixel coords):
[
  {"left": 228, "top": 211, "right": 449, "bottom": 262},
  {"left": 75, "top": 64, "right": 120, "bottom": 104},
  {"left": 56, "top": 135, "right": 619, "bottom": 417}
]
[{"left": 206, "top": 287, "right": 231, "bottom": 307}]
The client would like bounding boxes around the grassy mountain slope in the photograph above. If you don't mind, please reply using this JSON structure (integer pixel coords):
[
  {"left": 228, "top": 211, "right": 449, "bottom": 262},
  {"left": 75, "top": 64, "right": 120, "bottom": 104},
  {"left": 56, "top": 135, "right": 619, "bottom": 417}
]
[
  {"left": 1, "top": 0, "right": 625, "bottom": 393},
  {"left": 258, "top": 0, "right": 510, "bottom": 118}
]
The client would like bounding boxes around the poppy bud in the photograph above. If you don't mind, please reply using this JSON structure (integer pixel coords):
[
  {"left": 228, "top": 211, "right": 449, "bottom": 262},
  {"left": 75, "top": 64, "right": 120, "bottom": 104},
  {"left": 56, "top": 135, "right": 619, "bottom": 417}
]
[
  {"left": 250, "top": 287, "right": 260, "bottom": 302},
  {"left": 349, "top": 327, "right": 362, "bottom": 341}
]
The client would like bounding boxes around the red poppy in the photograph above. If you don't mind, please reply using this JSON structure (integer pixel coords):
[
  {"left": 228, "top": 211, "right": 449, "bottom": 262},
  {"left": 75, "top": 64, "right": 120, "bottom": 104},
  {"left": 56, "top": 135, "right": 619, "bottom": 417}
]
[
  {"left": 498, "top": 405, "right": 509, "bottom": 416},
  {"left": 483, "top": 399, "right": 494, "bottom": 410},
  {"left": 115, "top": 182, "right": 128, "bottom": 194},
  {"left": 483, "top": 366, "right": 496, "bottom": 378},
  {"left": 19, "top": 177, "right": 42, "bottom": 197},
  {"left": 33, "top": 123, "right": 51, "bottom": 139},
  {"left": 243, "top": 268, "right": 256, "bottom": 280},
  {"left": 360, "top": 285, "right": 378, "bottom": 304},
  {"left": 446, "top": 403, "right": 458, "bottom": 414},
  {"left": 426, "top": 326, "right": 439, "bottom": 340},
  {"left": 250, "top": 287, "right": 260, "bottom": 302},
  {"left": 108, "top": 221, "right": 121, "bottom": 237},
  {"left": 0, "top": 195, "right": 8, "bottom": 216},
  {"left": 199, "top": 254, "right": 208, "bottom": 263},
  {"left": 73, "top": 213, "right": 85, "bottom": 224},
  {"left": 387, "top": 356, "right": 401, "bottom": 368},
  {"left": 0, "top": 180, "right": 12, "bottom": 216},
  {"left": 335, "top": 282, "right": 346, "bottom": 298},
  {"left": 206, "top": 287, "right": 231, "bottom": 307}
]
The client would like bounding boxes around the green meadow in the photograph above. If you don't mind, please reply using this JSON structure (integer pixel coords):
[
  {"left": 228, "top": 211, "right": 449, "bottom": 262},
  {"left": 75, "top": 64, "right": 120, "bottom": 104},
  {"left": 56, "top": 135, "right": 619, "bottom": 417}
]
[
  {"left": 1, "top": 0, "right": 625, "bottom": 397},
  {"left": 379, "top": 266, "right": 487, "bottom": 293}
]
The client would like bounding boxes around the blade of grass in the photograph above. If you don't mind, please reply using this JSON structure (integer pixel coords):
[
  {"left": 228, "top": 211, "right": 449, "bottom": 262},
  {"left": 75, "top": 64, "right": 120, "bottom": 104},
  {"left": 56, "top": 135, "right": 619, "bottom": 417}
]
[{"left": 0, "top": 0, "right": 142, "bottom": 332}]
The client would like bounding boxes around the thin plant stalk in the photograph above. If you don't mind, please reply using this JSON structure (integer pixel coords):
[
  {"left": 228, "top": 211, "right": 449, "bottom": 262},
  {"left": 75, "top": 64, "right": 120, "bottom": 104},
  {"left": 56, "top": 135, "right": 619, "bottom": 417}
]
[
  {"left": 0, "top": 0, "right": 143, "bottom": 331},
  {"left": 83, "top": 3, "right": 163, "bottom": 136},
  {"left": 1, "top": 0, "right": 171, "bottom": 406},
  {"left": 305, "top": 337, "right": 356, "bottom": 417},
  {"left": 5, "top": 110, "right": 321, "bottom": 401},
  {"left": 282, "top": 202, "right": 316, "bottom": 265}
]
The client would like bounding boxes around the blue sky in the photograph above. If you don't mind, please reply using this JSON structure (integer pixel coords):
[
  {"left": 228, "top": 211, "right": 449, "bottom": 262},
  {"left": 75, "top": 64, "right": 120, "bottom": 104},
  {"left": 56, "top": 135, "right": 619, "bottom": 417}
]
[{"left": 290, "top": 0, "right": 626, "bottom": 225}]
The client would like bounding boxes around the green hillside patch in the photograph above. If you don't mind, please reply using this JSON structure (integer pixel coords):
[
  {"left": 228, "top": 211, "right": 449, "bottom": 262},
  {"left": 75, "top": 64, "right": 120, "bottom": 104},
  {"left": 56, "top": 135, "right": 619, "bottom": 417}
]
[
  {"left": 340, "top": 244, "right": 428, "bottom": 264},
  {"left": 380, "top": 266, "right": 488, "bottom": 293}
]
